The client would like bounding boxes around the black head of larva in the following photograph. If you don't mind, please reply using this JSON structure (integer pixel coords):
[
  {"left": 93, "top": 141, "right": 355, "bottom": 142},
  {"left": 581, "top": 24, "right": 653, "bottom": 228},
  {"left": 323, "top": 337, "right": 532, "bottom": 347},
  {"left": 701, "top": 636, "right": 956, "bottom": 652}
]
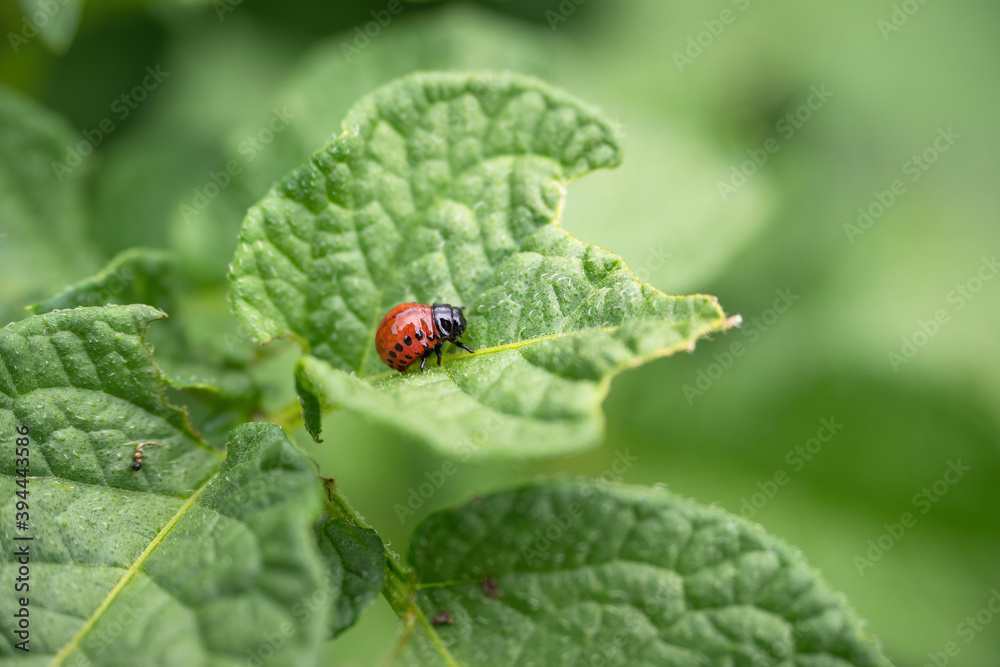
[{"left": 431, "top": 303, "right": 466, "bottom": 342}]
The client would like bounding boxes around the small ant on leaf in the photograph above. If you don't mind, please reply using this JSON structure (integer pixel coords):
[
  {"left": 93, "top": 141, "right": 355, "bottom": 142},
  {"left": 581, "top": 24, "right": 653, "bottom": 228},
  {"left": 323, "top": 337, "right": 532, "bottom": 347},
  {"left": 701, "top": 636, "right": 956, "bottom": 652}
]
[
  {"left": 126, "top": 441, "right": 164, "bottom": 470},
  {"left": 430, "top": 611, "right": 454, "bottom": 626}
]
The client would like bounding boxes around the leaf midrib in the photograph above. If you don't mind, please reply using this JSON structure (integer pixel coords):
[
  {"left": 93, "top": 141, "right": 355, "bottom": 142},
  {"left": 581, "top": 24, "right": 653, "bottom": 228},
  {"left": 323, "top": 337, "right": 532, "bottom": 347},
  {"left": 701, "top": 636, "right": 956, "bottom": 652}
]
[
  {"left": 364, "top": 309, "right": 722, "bottom": 385},
  {"left": 353, "top": 173, "right": 568, "bottom": 381},
  {"left": 247, "top": 78, "right": 618, "bottom": 376},
  {"left": 50, "top": 470, "right": 221, "bottom": 665},
  {"left": 325, "top": 113, "right": 584, "bottom": 379}
]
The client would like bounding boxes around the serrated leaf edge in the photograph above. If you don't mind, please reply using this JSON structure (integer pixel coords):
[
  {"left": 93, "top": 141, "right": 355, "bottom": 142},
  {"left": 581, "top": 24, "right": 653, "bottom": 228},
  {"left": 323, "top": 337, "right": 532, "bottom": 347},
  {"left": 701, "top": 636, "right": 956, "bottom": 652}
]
[
  {"left": 229, "top": 70, "right": 625, "bottom": 352},
  {"left": 297, "top": 294, "right": 735, "bottom": 451},
  {"left": 26, "top": 247, "right": 176, "bottom": 316},
  {"left": 404, "top": 480, "right": 893, "bottom": 667}
]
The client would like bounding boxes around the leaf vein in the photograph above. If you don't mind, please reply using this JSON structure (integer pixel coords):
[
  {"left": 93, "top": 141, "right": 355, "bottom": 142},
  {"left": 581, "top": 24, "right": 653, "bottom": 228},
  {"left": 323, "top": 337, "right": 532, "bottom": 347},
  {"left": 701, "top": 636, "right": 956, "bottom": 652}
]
[{"left": 49, "top": 470, "right": 221, "bottom": 666}]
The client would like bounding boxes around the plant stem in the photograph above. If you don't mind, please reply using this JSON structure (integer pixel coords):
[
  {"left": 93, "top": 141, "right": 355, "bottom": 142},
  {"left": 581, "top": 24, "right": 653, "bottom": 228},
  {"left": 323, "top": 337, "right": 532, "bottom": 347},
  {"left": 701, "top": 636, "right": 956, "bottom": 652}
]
[
  {"left": 324, "top": 480, "right": 461, "bottom": 667},
  {"left": 283, "top": 432, "right": 458, "bottom": 664}
]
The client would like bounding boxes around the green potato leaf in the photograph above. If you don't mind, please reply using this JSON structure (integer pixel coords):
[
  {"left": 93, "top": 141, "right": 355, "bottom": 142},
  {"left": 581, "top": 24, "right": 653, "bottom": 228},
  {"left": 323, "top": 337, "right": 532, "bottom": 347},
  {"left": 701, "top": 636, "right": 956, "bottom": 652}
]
[
  {"left": 27, "top": 247, "right": 179, "bottom": 318},
  {"left": 0, "top": 306, "right": 329, "bottom": 665},
  {"left": 315, "top": 516, "right": 386, "bottom": 639},
  {"left": 27, "top": 248, "right": 261, "bottom": 447},
  {"left": 168, "top": 7, "right": 561, "bottom": 284},
  {"left": 201, "top": 7, "right": 773, "bottom": 296},
  {"left": 402, "top": 480, "right": 892, "bottom": 667},
  {"left": 230, "top": 71, "right": 736, "bottom": 458}
]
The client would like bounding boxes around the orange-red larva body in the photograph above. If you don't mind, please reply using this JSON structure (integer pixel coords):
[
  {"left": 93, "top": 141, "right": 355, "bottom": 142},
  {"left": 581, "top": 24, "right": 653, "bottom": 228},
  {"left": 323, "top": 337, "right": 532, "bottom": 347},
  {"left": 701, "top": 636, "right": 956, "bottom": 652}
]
[
  {"left": 375, "top": 302, "right": 474, "bottom": 372},
  {"left": 375, "top": 303, "right": 435, "bottom": 373}
]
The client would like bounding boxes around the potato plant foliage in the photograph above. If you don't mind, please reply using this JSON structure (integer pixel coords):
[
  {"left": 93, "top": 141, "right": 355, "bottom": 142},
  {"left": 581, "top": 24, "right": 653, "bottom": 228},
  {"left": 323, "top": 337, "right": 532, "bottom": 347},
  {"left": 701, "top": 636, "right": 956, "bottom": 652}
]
[{"left": 0, "top": 72, "right": 891, "bottom": 666}]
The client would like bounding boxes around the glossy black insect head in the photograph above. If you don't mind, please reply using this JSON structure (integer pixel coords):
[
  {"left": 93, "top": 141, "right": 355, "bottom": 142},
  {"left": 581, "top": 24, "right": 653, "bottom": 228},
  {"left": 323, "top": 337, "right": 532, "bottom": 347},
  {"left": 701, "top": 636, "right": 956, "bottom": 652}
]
[{"left": 431, "top": 303, "right": 466, "bottom": 341}]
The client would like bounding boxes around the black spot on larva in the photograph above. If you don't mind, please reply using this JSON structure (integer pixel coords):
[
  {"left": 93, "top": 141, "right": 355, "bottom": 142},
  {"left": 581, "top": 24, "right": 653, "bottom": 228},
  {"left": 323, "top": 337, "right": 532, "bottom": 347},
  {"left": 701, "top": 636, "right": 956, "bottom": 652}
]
[
  {"left": 404, "top": 335, "right": 412, "bottom": 345},
  {"left": 427, "top": 333, "right": 435, "bottom": 341},
  {"left": 389, "top": 351, "right": 397, "bottom": 359},
  {"left": 415, "top": 330, "right": 423, "bottom": 340},
  {"left": 422, "top": 342, "right": 429, "bottom": 350},
  {"left": 395, "top": 343, "right": 404, "bottom": 352},
  {"left": 405, "top": 354, "right": 413, "bottom": 360}
]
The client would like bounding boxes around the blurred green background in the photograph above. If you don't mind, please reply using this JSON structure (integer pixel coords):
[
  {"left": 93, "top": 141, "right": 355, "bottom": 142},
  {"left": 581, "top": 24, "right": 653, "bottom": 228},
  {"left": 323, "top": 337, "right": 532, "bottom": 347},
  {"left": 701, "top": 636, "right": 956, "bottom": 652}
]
[{"left": 2, "top": 0, "right": 998, "bottom": 665}]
